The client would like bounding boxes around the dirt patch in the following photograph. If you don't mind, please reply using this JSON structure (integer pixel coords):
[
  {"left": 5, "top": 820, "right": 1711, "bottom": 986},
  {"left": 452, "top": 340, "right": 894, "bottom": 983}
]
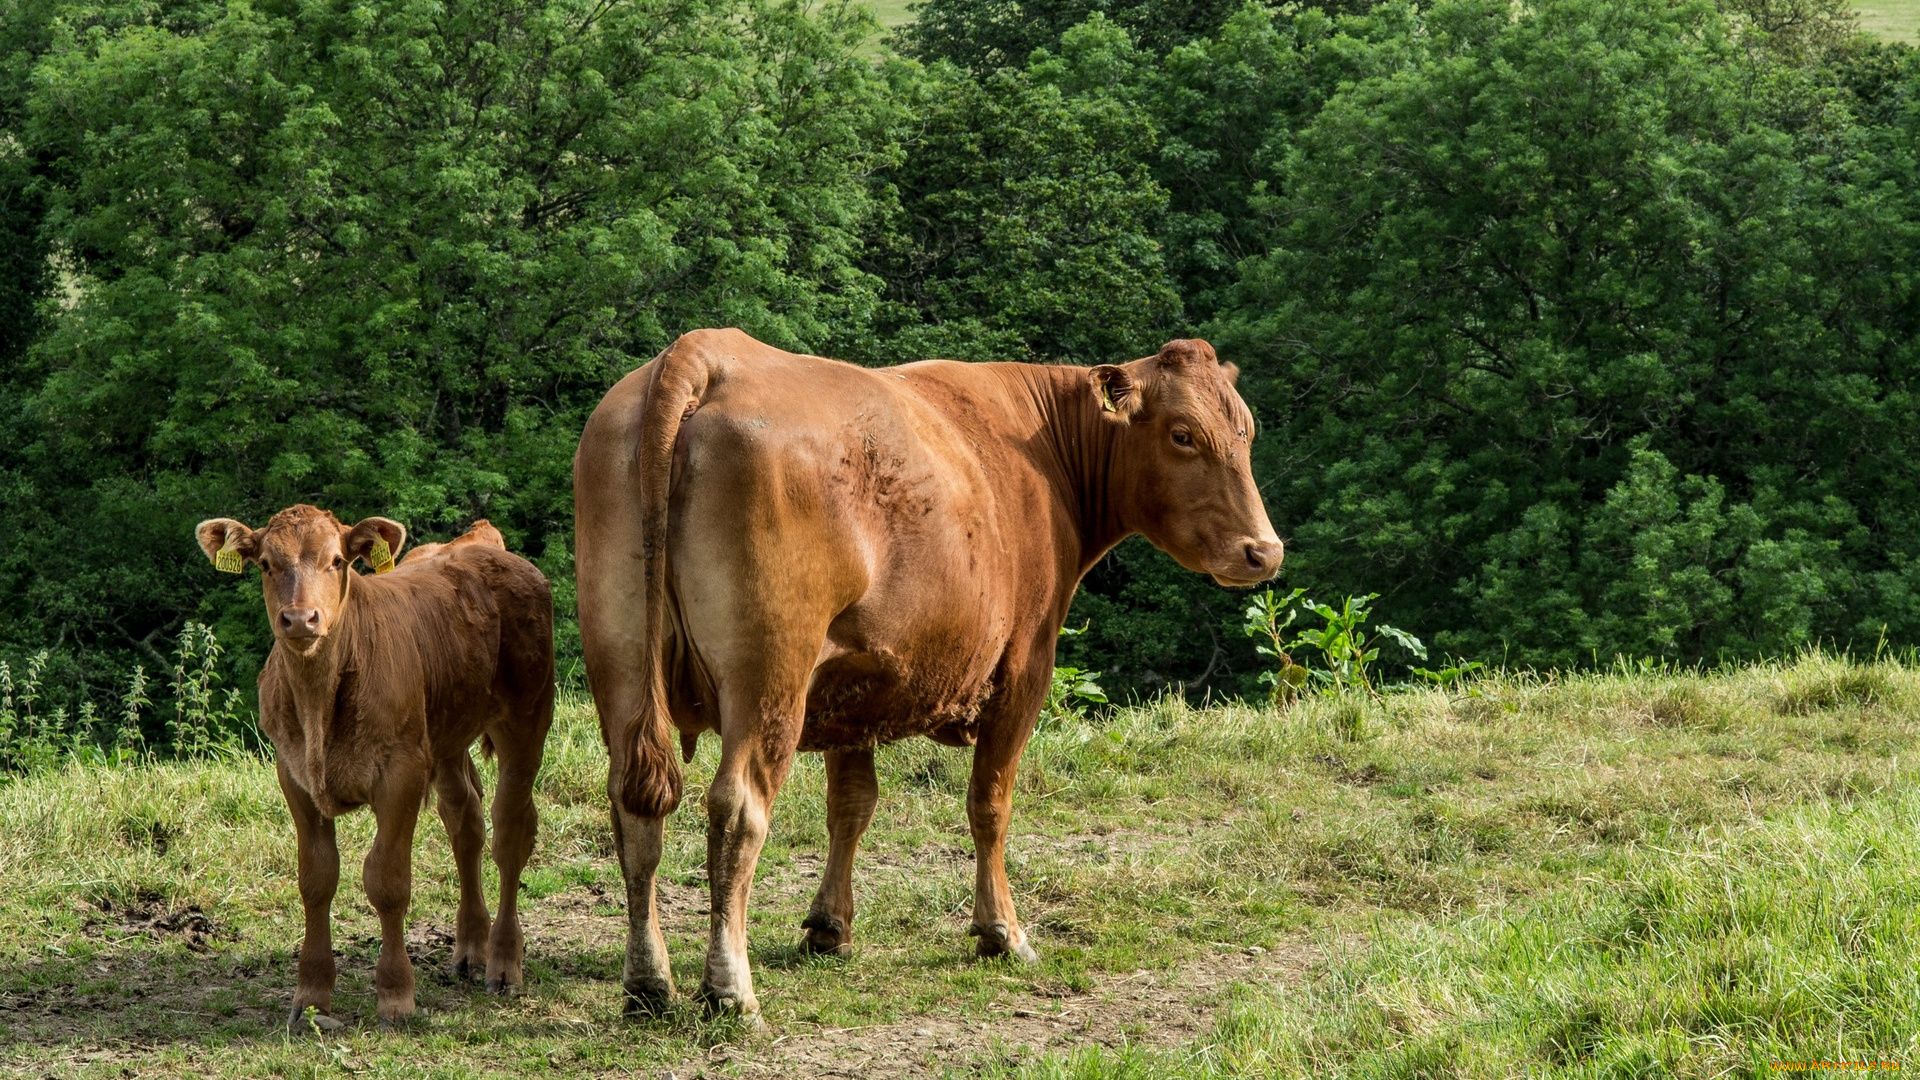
[
  {"left": 675, "top": 938, "right": 1324, "bottom": 1079},
  {"left": 83, "top": 900, "right": 232, "bottom": 953}
]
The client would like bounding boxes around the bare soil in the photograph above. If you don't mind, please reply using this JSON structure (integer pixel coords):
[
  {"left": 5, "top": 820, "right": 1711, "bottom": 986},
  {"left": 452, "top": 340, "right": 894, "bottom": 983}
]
[{"left": 682, "top": 941, "right": 1322, "bottom": 1079}]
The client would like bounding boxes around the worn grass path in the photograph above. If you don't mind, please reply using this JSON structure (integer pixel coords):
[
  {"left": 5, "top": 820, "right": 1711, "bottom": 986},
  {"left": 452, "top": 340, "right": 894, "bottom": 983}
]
[{"left": 1, "top": 654, "right": 1916, "bottom": 1077}]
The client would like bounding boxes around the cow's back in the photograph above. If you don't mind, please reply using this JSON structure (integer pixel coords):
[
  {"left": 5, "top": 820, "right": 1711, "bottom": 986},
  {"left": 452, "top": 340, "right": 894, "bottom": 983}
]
[{"left": 645, "top": 335, "right": 1063, "bottom": 751}]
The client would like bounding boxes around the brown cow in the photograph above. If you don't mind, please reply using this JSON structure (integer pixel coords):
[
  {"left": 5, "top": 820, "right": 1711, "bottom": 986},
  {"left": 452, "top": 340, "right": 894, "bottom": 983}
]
[
  {"left": 400, "top": 518, "right": 506, "bottom": 566},
  {"left": 574, "top": 329, "right": 1281, "bottom": 1018},
  {"left": 193, "top": 510, "right": 555, "bottom": 1031}
]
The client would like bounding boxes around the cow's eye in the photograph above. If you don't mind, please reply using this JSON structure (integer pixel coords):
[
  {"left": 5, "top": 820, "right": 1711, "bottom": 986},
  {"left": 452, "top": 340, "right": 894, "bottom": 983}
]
[
  {"left": 1171, "top": 429, "right": 1194, "bottom": 448},
  {"left": 332, "top": 555, "right": 344, "bottom": 570}
]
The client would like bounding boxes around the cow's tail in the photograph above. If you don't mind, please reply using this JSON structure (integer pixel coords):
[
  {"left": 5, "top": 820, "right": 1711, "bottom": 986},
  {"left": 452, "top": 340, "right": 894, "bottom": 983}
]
[{"left": 616, "top": 341, "right": 711, "bottom": 820}]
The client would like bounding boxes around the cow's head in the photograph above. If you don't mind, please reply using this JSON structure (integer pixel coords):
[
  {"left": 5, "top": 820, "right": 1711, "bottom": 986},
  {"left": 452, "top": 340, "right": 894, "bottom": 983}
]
[
  {"left": 194, "top": 505, "right": 407, "bottom": 651},
  {"left": 1094, "top": 339, "right": 1283, "bottom": 587}
]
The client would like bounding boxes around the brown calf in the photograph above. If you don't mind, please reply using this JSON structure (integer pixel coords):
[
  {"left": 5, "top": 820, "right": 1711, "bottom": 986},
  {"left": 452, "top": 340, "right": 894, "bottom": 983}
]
[
  {"left": 574, "top": 329, "right": 1281, "bottom": 1018},
  {"left": 194, "top": 508, "right": 555, "bottom": 1030}
]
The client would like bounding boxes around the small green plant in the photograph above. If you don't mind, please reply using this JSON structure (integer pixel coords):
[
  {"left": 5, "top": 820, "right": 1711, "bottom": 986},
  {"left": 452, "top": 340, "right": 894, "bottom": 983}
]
[
  {"left": 1045, "top": 622, "right": 1109, "bottom": 722},
  {"left": 1411, "top": 658, "right": 1487, "bottom": 691},
  {"left": 1245, "top": 591, "right": 1427, "bottom": 703},
  {"left": 1244, "top": 587, "right": 1312, "bottom": 704},
  {"left": 116, "top": 664, "right": 151, "bottom": 764},
  {"left": 169, "top": 623, "right": 249, "bottom": 759},
  {"left": 0, "top": 625, "right": 248, "bottom": 775},
  {"left": 0, "top": 652, "right": 64, "bottom": 773}
]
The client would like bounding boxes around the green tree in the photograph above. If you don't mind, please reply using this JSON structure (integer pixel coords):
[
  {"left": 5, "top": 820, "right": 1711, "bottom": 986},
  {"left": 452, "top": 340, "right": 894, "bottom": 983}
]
[
  {"left": 1215, "top": 0, "right": 1920, "bottom": 667},
  {"left": 4, "top": 0, "right": 900, "bottom": 699},
  {"left": 844, "top": 16, "right": 1182, "bottom": 365},
  {"left": 900, "top": 0, "right": 1250, "bottom": 73}
]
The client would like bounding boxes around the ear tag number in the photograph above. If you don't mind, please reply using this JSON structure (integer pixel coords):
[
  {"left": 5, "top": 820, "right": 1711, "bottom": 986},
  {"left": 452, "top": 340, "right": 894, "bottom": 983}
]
[
  {"left": 369, "top": 537, "right": 395, "bottom": 574},
  {"left": 214, "top": 541, "right": 244, "bottom": 574}
]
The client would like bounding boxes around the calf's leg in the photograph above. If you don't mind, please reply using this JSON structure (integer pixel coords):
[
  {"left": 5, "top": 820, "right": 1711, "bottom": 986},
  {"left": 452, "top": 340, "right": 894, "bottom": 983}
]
[
  {"left": 802, "top": 748, "right": 878, "bottom": 956},
  {"left": 280, "top": 762, "right": 345, "bottom": 1033},
  {"left": 432, "top": 753, "right": 491, "bottom": 981},
  {"left": 365, "top": 770, "right": 428, "bottom": 1028},
  {"left": 486, "top": 714, "right": 548, "bottom": 995}
]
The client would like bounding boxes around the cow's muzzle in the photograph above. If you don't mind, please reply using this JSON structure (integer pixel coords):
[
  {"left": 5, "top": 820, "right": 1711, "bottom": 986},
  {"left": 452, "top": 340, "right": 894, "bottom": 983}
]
[
  {"left": 1211, "top": 538, "right": 1284, "bottom": 587},
  {"left": 278, "top": 607, "right": 322, "bottom": 638}
]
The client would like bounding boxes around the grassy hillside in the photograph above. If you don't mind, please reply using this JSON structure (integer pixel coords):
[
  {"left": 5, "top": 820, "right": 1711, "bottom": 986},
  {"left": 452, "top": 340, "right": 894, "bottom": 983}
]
[
  {"left": 864, "top": 0, "right": 915, "bottom": 27},
  {"left": 1, "top": 654, "right": 1916, "bottom": 1077},
  {"left": 862, "top": 1, "right": 1919, "bottom": 42},
  {"left": 1857, "top": 0, "right": 1920, "bottom": 41}
]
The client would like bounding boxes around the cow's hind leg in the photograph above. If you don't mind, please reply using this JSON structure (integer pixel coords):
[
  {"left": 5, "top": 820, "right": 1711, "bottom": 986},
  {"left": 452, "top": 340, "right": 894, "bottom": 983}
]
[
  {"left": 366, "top": 767, "right": 430, "bottom": 1029},
  {"left": 279, "top": 762, "right": 346, "bottom": 1033},
  {"left": 802, "top": 748, "right": 878, "bottom": 956},
  {"left": 433, "top": 753, "right": 491, "bottom": 981},
  {"left": 485, "top": 698, "right": 550, "bottom": 996},
  {"left": 702, "top": 675, "right": 810, "bottom": 1018}
]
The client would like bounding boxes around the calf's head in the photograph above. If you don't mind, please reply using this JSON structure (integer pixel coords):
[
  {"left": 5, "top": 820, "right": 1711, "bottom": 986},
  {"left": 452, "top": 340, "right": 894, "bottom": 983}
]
[
  {"left": 1094, "top": 339, "right": 1283, "bottom": 587},
  {"left": 195, "top": 505, "right": 407, "bottom": 651}
]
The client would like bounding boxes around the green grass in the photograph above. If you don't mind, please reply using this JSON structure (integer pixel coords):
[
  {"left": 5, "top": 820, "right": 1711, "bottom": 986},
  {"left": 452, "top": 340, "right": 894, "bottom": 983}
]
[
  {"left": 859, "top": 0, "right": 915, "bottom": 29},
  {"left": 1, "top": 652, "right": 1917, "bottom": 1077},
  {"left": 1857, "top": 0, "right": 1920, "bottom": 42}
]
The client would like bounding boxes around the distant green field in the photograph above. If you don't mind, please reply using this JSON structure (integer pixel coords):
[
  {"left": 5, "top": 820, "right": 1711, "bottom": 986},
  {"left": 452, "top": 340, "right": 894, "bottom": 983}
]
[
  {"left": 1857, "top": 0, "right": 1920, "bottom": 41},
  {"left": 862, "top": 0, "right": 914, "bottom": 29},
  {"left": 864, "top": 2, "right": 1914, "bottom": 42}
]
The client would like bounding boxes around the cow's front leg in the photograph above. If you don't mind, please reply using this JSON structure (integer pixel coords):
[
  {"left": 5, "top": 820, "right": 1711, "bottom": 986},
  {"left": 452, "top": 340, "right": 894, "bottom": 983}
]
[
  {"left": 366, "top": 771, "right": 428, "bottom": 1029},
  {"left": 802, "top": 748, "right": 878, "bottom": 956},
  {"left": 279, "top": 762, "right": 345, "bottom": 1033},
  {"left": 966, "top": 709, "right": 1040, "bottom": 964}
]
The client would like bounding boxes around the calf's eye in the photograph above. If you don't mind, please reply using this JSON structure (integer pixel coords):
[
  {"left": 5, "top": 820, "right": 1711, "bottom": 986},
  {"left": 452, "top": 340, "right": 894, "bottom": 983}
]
[
  {"left": 332, "top": 556, "right": 345, "bottom": 570},
  {"left": 1172, "top": 429, "right": 1194, "bottom": 447}
]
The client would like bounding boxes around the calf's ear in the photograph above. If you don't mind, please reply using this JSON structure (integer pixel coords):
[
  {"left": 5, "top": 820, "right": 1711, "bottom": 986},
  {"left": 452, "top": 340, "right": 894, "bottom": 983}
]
[
  {"left": 195, "top": 519, "right": 258, "bottom": 571},
  {"left": 1220, "top": 361, "right": 1240, "bottom": 386},
  {"left": 344, "top": 517, "right": 408, "bottom": 571},
  {"left": 1090, "top": 364, "right": 1143, "bottom": 423}
]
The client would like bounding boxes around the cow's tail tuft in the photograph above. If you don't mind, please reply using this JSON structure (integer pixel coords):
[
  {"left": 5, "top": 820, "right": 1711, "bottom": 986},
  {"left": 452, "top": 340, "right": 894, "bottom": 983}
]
[{"left": 617, "top": 341, "right": 710, "bottom": 820}]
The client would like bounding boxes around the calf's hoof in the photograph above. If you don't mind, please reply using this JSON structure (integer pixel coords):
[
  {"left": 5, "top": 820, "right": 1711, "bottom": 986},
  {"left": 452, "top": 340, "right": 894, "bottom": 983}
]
[
  {"left": 484, "top": 977, "right": 520, "bottom": 997},
  {"left": 969, "top": 922, "right": 1039, "bottom": 964},
  {"left": 287, "top": 1005, "right": 347, "bottom": 1035},
  {"left": 454, "top": 958, "right": 477, "bottom": 983},
  {"left": 622, "top": 976, "right": 674, "bottom": 1018},
  {"left": 800, "top": 912, "right": 853, "bottom": 957}
]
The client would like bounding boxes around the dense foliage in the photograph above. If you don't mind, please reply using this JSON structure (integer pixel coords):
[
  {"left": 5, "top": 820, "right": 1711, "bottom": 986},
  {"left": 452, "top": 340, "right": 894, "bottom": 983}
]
[{"left": 3, "top": 0, "right": 1919, "bottom": 720}]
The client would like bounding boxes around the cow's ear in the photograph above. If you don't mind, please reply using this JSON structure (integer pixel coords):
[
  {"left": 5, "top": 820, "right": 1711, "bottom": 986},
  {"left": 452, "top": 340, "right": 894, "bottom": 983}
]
[
  {"left": 1219, "top": 361, "right": 1240, "bottom": 386},
  {"left": 1090, "top": 365, "right": 1142, "bottom": 423},
  {"left": 344, "top": 517, "right": 408, "bottom": 571},
  {"left": 195, "top": 519, "right": 258, "bottom": 571}
]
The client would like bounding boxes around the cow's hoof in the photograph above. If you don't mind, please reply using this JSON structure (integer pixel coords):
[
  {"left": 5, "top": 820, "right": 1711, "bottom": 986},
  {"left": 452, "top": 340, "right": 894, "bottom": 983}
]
[
  {"left": 376, "top": 1013, "right": 415, "bottom": 1033},
  {"left": 454, "top": 958, "right": 477, "bottom": 983},
  {"left": 484, "top": 977, "right": 520, "bottom": 998},
  {"left": 622, "top": 977, "right": 674, "bottom": 1018},
  {"left": 969, "top": 922, "right": 1039, "bottom": 964},
  {"left": 800, "top": 913, "right": 853, "bottom": 957},
  {"left": 287, "top": 1005, "right": 347, "bottom": 1035},
  {"left": 699, "top": 987, "right": 762, "bottom": 1024}
]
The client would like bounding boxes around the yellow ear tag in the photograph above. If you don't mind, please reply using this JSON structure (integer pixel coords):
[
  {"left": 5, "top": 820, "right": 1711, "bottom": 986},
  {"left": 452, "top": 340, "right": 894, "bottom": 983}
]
[
  {"left": 214, "top": 541, "right": 243, "bottom": 574},
  {"left": 1101, "top": 388, "right": 1116, "bottom": 413},
  {"left": 369, "top": 537, "right": 395, "bottom": 574}
]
